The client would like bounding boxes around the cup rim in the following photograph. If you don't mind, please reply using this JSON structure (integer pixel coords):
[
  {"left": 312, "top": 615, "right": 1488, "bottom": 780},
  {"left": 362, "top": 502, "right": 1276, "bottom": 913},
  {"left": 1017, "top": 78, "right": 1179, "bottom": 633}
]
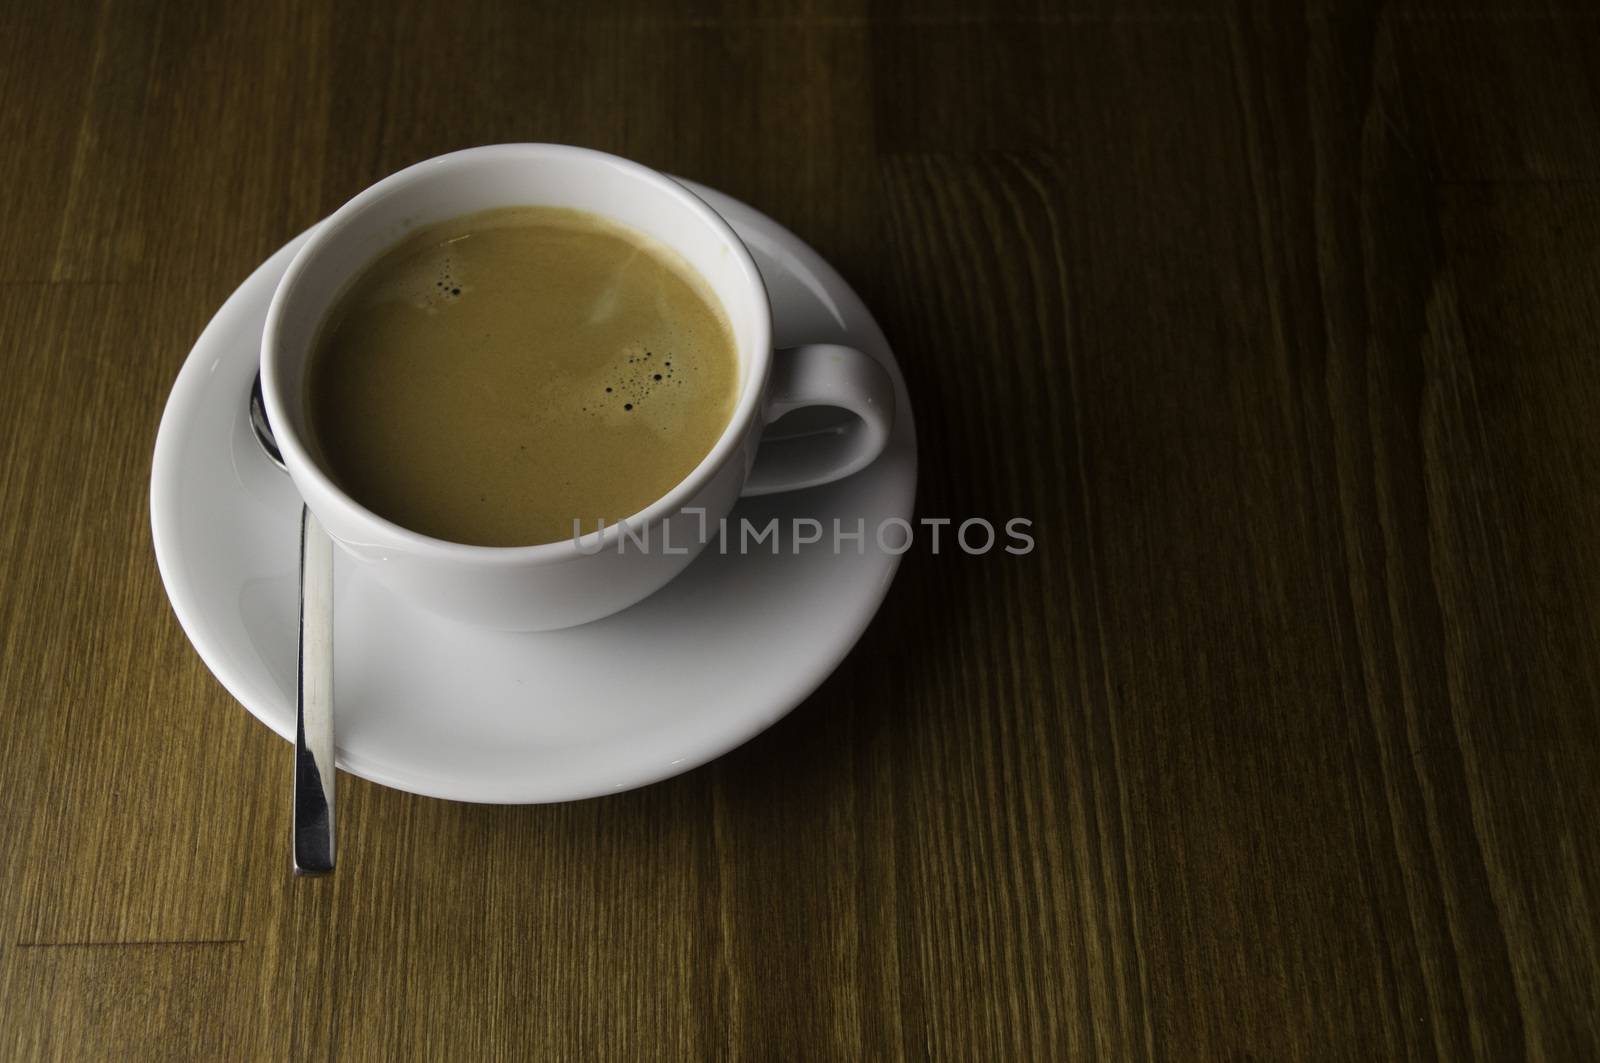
[{"left": 260, "top": 143, "right": 772, "bottom": 565}]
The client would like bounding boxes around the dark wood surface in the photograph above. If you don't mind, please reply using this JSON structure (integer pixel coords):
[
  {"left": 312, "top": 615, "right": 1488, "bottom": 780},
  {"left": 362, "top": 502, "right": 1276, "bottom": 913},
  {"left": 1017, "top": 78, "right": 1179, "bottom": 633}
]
[{"left": 3, "top": 0, "right": 1598, "bottom": 1058}]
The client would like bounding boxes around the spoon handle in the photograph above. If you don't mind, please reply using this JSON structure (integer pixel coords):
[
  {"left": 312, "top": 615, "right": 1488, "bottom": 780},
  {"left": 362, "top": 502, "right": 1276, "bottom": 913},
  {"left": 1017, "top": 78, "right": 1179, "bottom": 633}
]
[{"left": 293, "top": 505, "right": 336, "bottom": 875}]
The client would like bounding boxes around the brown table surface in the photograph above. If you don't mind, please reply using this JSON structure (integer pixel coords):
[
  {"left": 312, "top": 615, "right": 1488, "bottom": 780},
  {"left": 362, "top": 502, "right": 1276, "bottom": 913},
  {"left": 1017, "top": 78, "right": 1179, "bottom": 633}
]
[{"left": 4, "top": 0, "right": 1599, "bottom": 1059}]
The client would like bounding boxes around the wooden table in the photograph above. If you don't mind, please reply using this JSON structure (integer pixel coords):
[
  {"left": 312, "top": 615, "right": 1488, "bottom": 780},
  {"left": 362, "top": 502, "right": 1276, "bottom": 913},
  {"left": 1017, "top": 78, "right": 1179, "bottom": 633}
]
[{"left": 3, "top": 1, "right": 1598, "bottom": 1058}]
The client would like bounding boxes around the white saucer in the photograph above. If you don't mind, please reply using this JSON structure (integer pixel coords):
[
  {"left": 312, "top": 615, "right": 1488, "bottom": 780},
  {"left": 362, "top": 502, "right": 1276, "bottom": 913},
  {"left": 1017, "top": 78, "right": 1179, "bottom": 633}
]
[{"left": 150, "top": 181, "right": 917, "bottom": 803}]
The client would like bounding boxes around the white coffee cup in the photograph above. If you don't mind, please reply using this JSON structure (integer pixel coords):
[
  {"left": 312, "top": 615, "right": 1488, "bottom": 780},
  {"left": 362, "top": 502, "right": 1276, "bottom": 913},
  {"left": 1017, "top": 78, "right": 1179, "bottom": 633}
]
[{"left": 260, "top": 144, "right": 895, "bottom": 630}]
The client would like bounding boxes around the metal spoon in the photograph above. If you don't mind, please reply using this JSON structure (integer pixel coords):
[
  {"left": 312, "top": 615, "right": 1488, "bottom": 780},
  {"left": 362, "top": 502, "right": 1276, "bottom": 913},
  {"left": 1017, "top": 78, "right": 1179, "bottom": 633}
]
[{"left": 250, "top": 371, "right": 336, "bottom": 875}]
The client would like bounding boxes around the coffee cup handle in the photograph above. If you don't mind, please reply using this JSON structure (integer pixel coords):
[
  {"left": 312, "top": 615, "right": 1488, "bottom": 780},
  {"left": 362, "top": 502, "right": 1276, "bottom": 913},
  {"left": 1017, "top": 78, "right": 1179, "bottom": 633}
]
[{"left": 741, "top": 344, "right": 896, "bottom": 497}]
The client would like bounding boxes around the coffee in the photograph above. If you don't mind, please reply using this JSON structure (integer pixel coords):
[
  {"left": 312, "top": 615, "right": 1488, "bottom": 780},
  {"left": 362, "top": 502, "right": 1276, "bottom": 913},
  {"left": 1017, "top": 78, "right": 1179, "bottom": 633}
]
[{"left": 305, "top": 206, "right": 739, "bottom": 547}]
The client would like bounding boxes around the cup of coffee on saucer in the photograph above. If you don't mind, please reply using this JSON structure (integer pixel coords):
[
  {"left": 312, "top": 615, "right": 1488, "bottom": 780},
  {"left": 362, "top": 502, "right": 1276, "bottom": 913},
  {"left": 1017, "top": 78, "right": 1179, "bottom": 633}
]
[{"left": 261, "top": 143, "right": 895, "bottom": 630}]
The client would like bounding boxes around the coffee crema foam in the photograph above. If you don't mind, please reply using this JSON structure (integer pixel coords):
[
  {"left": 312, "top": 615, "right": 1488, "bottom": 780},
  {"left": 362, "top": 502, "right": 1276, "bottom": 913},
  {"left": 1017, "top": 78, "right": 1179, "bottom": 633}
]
[{"left": 306, "top": 206, "right": 740, "bottom": 547}]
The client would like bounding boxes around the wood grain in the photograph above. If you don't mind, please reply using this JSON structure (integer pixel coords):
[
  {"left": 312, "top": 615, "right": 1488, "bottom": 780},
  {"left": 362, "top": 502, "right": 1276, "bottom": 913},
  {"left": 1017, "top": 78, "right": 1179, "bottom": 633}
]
[{"left": 2, "top": 0, "right": 1598, "bottom": 1058}]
